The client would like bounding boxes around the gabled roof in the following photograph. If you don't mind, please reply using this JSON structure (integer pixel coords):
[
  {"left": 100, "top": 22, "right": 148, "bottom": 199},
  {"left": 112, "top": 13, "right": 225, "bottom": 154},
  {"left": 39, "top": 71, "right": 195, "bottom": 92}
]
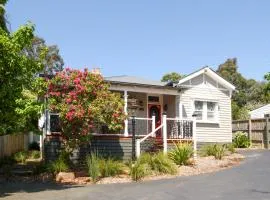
[
  {"left": 177, "top": 67, "right": 236, "bottom": 90},
  {"left": 250, "top": 104, "right": 270, "bottom": 114},
  {"left": 105, "top": 75, "right": 168, "bottom": 87}
]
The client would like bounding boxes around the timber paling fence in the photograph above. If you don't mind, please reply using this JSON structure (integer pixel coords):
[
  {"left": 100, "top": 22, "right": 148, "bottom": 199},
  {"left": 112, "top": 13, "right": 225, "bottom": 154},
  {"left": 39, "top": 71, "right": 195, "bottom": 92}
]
[
  {"left": 232, "top": 116, "right": 270, "bottom": 148},
  {"left": 0, "top": 134, "right": 28, "bottom": 158}
]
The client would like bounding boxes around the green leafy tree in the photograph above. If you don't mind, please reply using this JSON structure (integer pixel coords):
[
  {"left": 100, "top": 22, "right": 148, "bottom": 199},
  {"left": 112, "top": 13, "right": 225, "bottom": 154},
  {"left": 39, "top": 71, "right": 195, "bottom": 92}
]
[
  {"left": 47, "top": 68, "right": 126, "bottom": 152},
  {"left": 24, "top": 36, "right": 64, "bottom": 75},
  {"left": 217, "top": 58, "right": 248, "bottom": 106},
  {"left": 161, "top": 72, "right": 183, "bottom": 83},
  {"left": 0, "top": 0, "right": 8, "bottom": 33},
  {"left": 15, "top": 88, "right": 43, "bottom": 133},
  {"left": 265, "top": 72, "right": 270, "bottom": 100},
  {"left": 0, "top": 23, "right": 43, "bottom": 135},
  {"left": 217, "top": 58, "right": 269, "bottom": 119}
]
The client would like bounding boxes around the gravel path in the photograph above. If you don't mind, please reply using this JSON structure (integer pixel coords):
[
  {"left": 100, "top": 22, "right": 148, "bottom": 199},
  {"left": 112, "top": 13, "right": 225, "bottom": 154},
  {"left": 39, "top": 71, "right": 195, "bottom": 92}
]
[{"left": 0, "top": 150, "right": 268, "bottom": 200}]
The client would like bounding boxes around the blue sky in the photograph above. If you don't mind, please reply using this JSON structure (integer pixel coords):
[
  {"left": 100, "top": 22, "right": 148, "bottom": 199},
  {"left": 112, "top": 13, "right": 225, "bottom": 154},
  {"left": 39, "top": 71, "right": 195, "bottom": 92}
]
[{"left": 6, "top": 0, "right": 270, "bottom": 81}]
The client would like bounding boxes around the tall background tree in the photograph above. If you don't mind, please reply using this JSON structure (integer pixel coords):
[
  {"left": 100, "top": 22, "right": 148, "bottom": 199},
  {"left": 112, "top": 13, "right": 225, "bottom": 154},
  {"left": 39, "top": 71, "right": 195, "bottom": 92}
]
[
  {"left": 264, "top": 72, "right": 270, "bottom": 99},
  {"left": 161, "top": 72, "right": 183, "bottom": 83},
  {"left": 217, "top": 58, "right": 269, "bottom": 120},
  {"left": 24, "top": 37, "right": 64, "bottom": 75},
  {"left": 0, "top": 0, "right": 8, "bottom": 33}
]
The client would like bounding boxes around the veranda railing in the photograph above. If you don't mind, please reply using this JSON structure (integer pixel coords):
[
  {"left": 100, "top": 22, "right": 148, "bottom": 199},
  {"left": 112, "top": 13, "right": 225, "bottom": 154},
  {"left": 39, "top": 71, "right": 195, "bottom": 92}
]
[
  {"left": 136, "top": 115, "right": 197, "bottom": 159},
  {"left": 128, "top": 116, "right": 155, "bottom": 136}
]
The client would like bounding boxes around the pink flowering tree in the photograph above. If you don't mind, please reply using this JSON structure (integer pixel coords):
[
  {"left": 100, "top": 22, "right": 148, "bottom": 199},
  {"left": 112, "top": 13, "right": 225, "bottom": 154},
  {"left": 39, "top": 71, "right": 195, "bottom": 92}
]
[{"left": 48, "top": 68, "right": 126, "bottom": 151}]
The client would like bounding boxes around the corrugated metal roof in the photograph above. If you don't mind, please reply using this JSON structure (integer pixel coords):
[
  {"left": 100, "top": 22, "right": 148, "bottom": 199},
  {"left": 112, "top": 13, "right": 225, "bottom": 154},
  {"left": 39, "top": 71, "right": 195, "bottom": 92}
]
[{"left": 105, "top": 75, "right": 167, "bottom": 87}]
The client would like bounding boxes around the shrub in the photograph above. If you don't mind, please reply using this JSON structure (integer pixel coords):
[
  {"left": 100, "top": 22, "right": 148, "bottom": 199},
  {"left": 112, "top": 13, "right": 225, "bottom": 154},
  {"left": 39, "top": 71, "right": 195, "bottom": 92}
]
[
  {"left": 129, "top": 161, "right": 151, "bottom": 181},
  {"left": 86, "top": 153, "right": 100, "bottom": 182},
  {"left": 233, "top": 131, "right": 251, "bottom": 148},
  {"left": 200, "top": 145, "right": 215, "bottom": 157},
  {"left": 137, "top": 153, "right": 152, "bottom": 164},
  {"left": 129, "top": 152, "right": 177, "bottom": 181},
  {"left": 48, "top": 154, "right": 69, "bottom": 174},
  {"left": 28, "top": 150, "right": 40, "bottom": 159},
  {"left": 28, "top": 141, "right": 40, "bottom": 151},
  {"left": 150, "top": 152, "right": 177, "bottom": 175},
  {"left": 200, "top": 144, "right": 226, "bottom": 160},
  {"left": 99, "top": 158, "right": 124, "bottom": 177},
  {"left": 13, "top": 151, "right": 28, "bottom": 164},
  {"left": 168, "top": 143, "right": 193, "bottom": 165},
  {"left": 226, "top": 143, "right": 236, "bottom": 154},
  {"left": 58, "top": 151, "right": 72, "bottom": 166},
  {"left": 214, "top": 145, "right": 226, "bottom": 160}
]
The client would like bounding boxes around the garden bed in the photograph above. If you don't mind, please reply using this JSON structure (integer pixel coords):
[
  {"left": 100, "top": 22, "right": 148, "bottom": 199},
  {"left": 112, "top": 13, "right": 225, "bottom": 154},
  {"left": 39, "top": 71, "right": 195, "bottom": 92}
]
[
  {"left": 0, "top": 143, "right": 245, "bottom": 185},
  {"left": 96, "top": 153, "right": 244, "bottom": 184},
  {"left": 1, "top": 152, "right": 243, "bottom": 185}
]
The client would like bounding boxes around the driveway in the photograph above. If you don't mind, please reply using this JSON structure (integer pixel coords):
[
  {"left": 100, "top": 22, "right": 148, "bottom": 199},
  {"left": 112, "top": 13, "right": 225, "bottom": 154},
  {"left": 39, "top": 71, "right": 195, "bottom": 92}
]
[{"left": 1, "top": 150, "right": 270, "bottom": 200}]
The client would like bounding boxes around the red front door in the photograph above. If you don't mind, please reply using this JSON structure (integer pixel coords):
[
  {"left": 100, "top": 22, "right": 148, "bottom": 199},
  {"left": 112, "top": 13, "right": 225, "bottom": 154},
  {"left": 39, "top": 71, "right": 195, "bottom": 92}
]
[{"left": 148, "top": 104, "right": 161, "bottom": 137}]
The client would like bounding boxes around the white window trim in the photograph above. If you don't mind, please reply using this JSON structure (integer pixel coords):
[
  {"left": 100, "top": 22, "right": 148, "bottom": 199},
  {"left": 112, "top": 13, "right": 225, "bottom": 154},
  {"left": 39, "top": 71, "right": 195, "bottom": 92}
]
[{"left": 192, "top": 99, "right": 219, "bottom": 124}]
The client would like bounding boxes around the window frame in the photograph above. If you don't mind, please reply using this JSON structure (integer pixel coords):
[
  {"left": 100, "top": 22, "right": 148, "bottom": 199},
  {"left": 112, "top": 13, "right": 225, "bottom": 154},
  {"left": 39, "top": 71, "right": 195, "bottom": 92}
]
[{"left": 192, "top": 99, "right": 219, "bottom": 123}]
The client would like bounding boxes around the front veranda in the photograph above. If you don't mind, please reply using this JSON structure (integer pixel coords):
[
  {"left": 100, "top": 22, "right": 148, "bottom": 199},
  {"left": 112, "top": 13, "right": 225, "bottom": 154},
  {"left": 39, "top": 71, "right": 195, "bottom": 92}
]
[
  {"left": 94, "top": 90, "right": 180, "bottom": 136},
  {"left": 91, "top": 89, "right": 196, "bottom": 158},
  {"left": 45, "top": 89, "right": 196, "bottom": 162}
]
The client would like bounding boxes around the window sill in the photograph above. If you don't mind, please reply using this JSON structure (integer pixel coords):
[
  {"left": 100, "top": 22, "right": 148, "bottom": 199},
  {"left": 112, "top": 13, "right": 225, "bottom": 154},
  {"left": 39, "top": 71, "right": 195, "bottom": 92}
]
[{"left": 196, "top": 120, "right": 220, "bottom": 124}]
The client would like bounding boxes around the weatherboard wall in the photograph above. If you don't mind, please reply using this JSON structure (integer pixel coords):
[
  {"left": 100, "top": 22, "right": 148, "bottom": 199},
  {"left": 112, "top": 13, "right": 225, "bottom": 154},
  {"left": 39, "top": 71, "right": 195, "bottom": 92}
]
[{"left": 180, "top": 74, "right": 232, "bottom": 143}]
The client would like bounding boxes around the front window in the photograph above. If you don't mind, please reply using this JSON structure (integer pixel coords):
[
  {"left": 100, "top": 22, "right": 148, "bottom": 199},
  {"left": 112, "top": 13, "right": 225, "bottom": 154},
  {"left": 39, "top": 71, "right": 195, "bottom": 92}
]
[
  {"left": 194, "top": 100, "right": 218, "bottom": 122},
  {"left": 207, "top": 102, "right": 216, "bottom": 121},
  {"left": 49, "top": 113, "right": 61, "bottom": 132},
  {"left": 194, "top": 101, "right": 203, "bottom": 120}
]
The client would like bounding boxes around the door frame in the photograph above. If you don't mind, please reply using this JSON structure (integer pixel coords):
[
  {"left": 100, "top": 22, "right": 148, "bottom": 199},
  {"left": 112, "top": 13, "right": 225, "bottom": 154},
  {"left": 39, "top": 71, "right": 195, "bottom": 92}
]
[
  {"left": 148, "top": 104, "right": 162, "bottom": 125},
  {"left": 146, "top": 94, "right": 163, "bottom": 119},
  {"left": 146, "top": 94, "right": 163, "bottom": 137}
]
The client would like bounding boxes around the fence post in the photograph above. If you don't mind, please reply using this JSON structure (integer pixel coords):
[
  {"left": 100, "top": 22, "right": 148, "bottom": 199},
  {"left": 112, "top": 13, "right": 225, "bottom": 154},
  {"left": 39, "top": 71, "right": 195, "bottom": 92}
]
[
  {"left": 265, "top": 114, "right": 270, "bottom": 149},
  {"left": 248, "top": 119, "right": 252, "bottom": 142},
  {"left": 136, "top": 139, "right": 141, "bottom": 158},
  {"left": 192, "top": 117, "right": 197, "bottom": 160},
  {"left": 162, "top": 114, "right": 167, "bottom": 154},
  {"left": 152, "top": 115, "right": 156, "bottom": 137}
]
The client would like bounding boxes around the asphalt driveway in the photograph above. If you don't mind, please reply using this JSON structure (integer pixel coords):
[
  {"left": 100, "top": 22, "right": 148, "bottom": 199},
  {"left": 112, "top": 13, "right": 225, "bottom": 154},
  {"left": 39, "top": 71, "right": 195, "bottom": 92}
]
[{"left": 1, "top": 150, "right": 270, "bottom": 200}]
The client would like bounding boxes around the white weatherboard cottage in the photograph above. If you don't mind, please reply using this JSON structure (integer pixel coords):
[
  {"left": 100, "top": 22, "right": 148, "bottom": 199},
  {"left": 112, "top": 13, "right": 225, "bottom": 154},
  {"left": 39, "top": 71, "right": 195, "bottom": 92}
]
[
  {"left": 105, "top": 67, "right": 235, "bottom": 145},
  {"left": 43, "top": 67, "right": 236, "bottom": 160}
]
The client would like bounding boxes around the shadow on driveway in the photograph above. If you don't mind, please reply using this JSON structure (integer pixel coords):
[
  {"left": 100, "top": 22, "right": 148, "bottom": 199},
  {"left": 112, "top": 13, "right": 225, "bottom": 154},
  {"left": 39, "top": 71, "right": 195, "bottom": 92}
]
[{"left": 0, "top": 181, "right": 83, "bottom": 198}]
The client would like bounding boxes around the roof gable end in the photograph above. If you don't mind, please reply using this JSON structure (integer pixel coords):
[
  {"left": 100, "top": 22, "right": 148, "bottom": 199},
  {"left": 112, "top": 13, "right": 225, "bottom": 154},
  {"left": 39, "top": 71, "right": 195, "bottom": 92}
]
[{"left": 177, "top": 67, "right": 236, "bottom": 90}]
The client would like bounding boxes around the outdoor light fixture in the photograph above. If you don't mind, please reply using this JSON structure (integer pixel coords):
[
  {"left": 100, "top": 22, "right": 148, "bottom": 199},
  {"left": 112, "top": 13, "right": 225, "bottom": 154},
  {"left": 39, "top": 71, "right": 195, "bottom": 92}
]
[
  {"left": 128, "top": 98, "right": 139, "bottom": 117},
  {"left": 128, "top": 99, "right": 139, "bottom": 161}
]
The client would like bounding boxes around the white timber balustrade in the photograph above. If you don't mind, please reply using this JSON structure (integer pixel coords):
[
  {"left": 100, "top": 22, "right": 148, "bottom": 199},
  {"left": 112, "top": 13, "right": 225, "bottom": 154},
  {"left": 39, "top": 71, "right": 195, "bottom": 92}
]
[
  {"left": 151, "top": 115, "right": 156, "bottom": 137},
  {"left": 192, "top": 117, "right": 197, "bottom": 160},
  {"left": 136, "top": 123, "right": 163, "bottom": 158},
  {"left": 162, "top": 114, "right": 168, "bottom": 154},
  {"left": 135, "top": 114, "right": 197, "bottom": 158}
]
